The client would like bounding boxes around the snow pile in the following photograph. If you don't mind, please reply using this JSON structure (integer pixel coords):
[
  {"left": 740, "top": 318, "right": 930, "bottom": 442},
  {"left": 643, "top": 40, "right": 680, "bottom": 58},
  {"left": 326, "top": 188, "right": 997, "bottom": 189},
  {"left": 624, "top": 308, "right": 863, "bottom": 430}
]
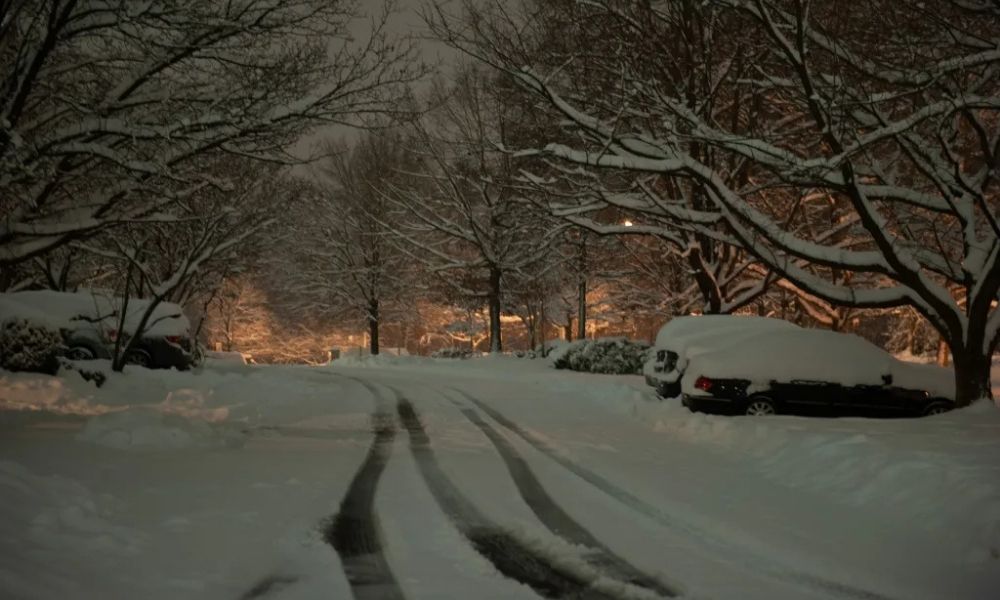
[
  {"left": 0, "top": 460, "right": 142, "bottom": 552},
  {"left": 612, "top": 390, "right": 1000, "bottom": 563},
  {"left": 0, "top": 369, "right": 109, "bottom": 415},
  {"left": 76, "top": 407, "right": 238, "bottom": 451},
  {"left": 1, "top": 360, "right": 329, "bottom": 428},
  {"left": 333, "top": 353, "right": 439, "bottom": 368},
  {"left": 203, "top": 350, "right": 247, "bottom": 364},
  {"left": 0, "top": 460, "right": 143, "bottom": 598},
  {"left": 0, "top": 290, "right": 190, "bottom": 337}
]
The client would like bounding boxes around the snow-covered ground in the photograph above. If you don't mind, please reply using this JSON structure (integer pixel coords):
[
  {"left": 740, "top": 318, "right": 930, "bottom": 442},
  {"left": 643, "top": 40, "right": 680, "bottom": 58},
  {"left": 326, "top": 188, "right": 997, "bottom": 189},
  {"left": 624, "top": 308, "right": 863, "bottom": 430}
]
[{"left": 1, "top": 356, "right": 998, "bottom": 599}]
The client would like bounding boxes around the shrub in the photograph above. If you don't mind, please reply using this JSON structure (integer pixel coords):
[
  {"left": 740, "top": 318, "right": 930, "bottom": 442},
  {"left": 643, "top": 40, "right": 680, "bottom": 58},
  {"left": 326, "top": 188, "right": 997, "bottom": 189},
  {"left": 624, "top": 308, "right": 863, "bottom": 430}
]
[
  {"left": 553, "top": 337, "right": 650, "bottom": 375},
  {"left": 0, "top": 318, "right": 64, "bottom": 374},
  {"left": 431, "top": 347, "right": 473, "bottom": 359}
]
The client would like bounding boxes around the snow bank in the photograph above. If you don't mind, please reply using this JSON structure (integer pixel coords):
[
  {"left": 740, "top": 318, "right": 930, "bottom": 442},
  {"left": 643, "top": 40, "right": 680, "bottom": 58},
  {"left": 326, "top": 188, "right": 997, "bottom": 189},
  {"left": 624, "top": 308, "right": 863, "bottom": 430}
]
[
  {"left": 0, "top": 369, "right": 111, "bottom": 415},
  {"left": 332, "top": 353, "right": 438, "bottom": 368},
  {"left": 608, "top": 388, "right": 1000, "bottom": 563},
  {"left": 0, "top": 360, "right": 341, "bottom": 430},
  {"left": 0, "top": 460, "right": 142, "bottom": 598},
  {"left": 76, "top": 407, "right": 238, "bottom": 451},
  {"left": 0, "top": 290, "right": 189, "bottom": 337},
  {"left": 204, "top": 350, "right": 247, "bottom": 364}
]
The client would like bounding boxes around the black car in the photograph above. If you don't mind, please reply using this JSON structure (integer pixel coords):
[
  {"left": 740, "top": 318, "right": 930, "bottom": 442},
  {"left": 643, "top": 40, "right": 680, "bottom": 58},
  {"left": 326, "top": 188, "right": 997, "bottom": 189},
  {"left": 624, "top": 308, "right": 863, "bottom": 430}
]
[
  {"left": 106, "top": 330, "right": 196, "bottom": 370},
  {"left": 682, "top": 375, "right": 953, "bottom": 418},
  {"left": 2, "top": 290, "right": 196, "bottom": 370},
  {"left": 680, "top": 329, "right": 955, "bottom": 418}
]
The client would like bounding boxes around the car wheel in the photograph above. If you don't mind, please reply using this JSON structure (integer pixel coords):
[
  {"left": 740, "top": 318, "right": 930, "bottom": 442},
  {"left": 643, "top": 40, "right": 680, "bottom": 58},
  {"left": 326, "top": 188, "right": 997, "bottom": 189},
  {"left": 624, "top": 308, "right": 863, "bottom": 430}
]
[
  {"left": 745, "top": 396, "right": 777, "bottom": 416},
  {"left": 66, "top": 346, "right": 96, "bottom": 360},
  {"left": 922, "top": 400, "right": 952, "bottom": 416},
  {"left": 125, "top": 349, "right": 152, "bottom": 368}
]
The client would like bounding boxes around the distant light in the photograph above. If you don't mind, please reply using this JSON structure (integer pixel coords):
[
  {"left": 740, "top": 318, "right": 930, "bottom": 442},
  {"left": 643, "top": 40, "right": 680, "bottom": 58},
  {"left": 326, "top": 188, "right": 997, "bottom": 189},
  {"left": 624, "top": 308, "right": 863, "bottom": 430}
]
[{"left": 623, "top": 220, "right": 634, "bottom": 227}]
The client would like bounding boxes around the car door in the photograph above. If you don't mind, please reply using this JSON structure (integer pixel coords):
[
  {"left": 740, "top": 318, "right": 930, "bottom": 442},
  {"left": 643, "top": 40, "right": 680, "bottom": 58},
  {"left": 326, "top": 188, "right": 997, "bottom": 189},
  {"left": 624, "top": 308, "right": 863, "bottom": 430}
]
[
  {"left": 770, "top": 380, "right": 841, "bottom": 415},
  {"left": 845, "top": 373, "right": 915, "bottom": 416}
]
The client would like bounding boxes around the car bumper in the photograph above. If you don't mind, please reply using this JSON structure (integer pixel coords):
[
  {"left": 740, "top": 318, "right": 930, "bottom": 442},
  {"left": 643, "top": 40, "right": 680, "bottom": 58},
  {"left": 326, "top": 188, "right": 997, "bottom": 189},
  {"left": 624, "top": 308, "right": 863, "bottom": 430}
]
[
  {"left": 646, "top": 376, "right": 682, "bottom": 398},
  {"left": 148, "top": 342, "right": 195, "bottom": 370},
  {"left": 682, "top": 394, "right": 737, "bottom": 414}
]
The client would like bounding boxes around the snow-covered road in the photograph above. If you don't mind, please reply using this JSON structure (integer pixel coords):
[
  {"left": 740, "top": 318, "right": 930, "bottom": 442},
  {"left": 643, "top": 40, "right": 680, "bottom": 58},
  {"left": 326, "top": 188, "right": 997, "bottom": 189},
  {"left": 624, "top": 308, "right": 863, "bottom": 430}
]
[{"left": 1, "top": 359, "right": 998, "bottom": 599}]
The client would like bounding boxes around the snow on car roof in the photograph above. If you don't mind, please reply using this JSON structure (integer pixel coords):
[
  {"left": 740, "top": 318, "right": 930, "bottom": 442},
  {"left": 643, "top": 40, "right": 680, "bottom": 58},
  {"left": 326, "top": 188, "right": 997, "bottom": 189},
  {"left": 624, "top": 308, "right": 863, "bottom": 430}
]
[
  {"left": 0, "top": 290, "right": 190, "bottom": 337},
  {"left": 654, "top": 315, "right": 797, "bottom": 348},
  {"left": 684, "top": 327, "right": 896, "bottom": 389},
  {"left": 890, "top": 361, "right": 955, "bottom": 400}
]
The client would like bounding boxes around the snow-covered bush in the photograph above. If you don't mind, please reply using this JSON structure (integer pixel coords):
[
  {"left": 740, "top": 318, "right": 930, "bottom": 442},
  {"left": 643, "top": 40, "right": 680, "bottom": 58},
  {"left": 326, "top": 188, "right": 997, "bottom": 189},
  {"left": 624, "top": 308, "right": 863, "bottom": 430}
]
[
  {"left": 0, "top": 318, "right": 64, "bottom": 374},
  {"left": 544, "top": 339, "right": 581, "bottom": 365},
  {"left": 431, "top": 347, "right": 474, "bottom": 359},
  {"left": 534, "top": 340, "right": 568, "bottom": 358},
  {"left": 553, "top": 337, "right": 650, "bottom": 375}
]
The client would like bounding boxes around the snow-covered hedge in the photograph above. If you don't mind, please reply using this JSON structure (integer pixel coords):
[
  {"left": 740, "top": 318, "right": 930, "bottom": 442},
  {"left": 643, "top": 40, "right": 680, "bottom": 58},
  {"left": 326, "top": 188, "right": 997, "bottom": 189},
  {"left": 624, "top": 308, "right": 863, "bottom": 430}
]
[
  {"left": 0, "top": 318, "right": 64, "bottom": 374},
  {"left": 553, "top": 337, "right": 650, "bottom": 375},
  {"left": 534, "top": 340, "right": 568, "bottom": 358},
  {"left": 431, "top": 347, "right": 474, "bottom": 359}
]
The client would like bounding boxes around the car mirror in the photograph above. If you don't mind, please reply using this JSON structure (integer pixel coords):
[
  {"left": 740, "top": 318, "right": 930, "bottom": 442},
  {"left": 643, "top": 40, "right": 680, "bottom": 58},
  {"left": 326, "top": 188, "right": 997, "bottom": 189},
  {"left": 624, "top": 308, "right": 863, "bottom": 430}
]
[{"left": 882, "top": 374, "right": 893, "bottom": 385}]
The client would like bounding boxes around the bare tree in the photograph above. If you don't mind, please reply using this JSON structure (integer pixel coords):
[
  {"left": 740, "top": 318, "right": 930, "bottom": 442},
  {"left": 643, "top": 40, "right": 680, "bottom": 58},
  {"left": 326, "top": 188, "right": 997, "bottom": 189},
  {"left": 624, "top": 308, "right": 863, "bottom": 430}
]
[
  {"left": 386, "top": 66, "right": 567, "bottom": 352},
  {"left": 0, "top": 0, "right": 423, "bottom": 270},
  {"left": 79, "top": 161, "right": 280, "bottom": 371},
  {"left": 275, "top": 130, "right": 414, "bottom": 355},
  {"left": 429, "top": 0, "right": 1000, "bottom": 405}
]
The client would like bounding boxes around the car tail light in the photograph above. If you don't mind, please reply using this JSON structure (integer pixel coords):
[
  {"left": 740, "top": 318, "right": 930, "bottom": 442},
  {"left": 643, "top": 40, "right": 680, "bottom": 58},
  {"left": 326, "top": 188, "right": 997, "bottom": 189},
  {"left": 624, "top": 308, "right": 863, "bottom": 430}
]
[
  {"left": 165, "top": 335, "right": 182, "bottom": 344},
  {"left": 694, "top": 376, "right": 713, "bottom": 392},
  {"left": 107, "top": 329, "right": 119, "bottom": 342}
]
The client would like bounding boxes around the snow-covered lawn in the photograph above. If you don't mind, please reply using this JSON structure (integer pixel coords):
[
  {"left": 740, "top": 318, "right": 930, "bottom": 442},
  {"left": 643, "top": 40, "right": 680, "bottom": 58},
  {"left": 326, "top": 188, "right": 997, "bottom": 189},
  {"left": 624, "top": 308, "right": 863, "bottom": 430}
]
[{"left": 1, "top": 356, "right": 998, "bottom": 599}]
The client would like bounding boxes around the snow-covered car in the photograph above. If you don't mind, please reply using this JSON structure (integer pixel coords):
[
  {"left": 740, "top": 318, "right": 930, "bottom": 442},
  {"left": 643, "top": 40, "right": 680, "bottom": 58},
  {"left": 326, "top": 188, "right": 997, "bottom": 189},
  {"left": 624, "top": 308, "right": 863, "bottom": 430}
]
[
  {"left": 643, "top": 315, "right": 799, "bottom": 398},
  {"left": 681, "top": 328, "right": 955, "bottom": 417},
  {"left": 0, "top": 290, "right": 196, "bottom": 370}
]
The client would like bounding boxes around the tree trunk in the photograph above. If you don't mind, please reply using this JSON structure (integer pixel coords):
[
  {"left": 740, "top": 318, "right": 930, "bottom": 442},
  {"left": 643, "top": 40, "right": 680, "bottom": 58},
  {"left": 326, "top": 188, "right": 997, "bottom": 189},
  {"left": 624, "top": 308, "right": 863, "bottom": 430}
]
[
  {"left": 564, "top": 313, "right": 574, "bottom": 341},
  {"left": 950, "top": 344, "right": 992, "bottom": 407},
  {"left": 539, "top": 295, "right": 547, "bottom": 354},
  {"left": 368, "top": 299, "right": 380, "bottom": 355},
  {"left": 936, "top": 338, "right": 950, "bottom": 367},
  {"left": 524, "top": 314, "right": 536, "bottom": 351},
  {"left": 687, "top": 247, "right": 723, "bottom": 314},
  {"left": 577, "top": 276, "right": 587, "bottom": 340},
  {"left": 111, "top": 261, "right": 137, "bottom": 373},
  {"left": 488, "top": 266, "right": 502, "bottom": 353}
]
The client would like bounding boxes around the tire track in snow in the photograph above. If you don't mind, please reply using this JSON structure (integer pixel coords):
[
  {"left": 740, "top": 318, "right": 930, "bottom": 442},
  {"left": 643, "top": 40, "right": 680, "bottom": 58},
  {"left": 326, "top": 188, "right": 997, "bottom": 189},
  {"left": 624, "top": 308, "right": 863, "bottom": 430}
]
[
  {"left": 395, "top": 394, "right": 625, "bottom": 600},
  {"left": 448, "top": 394, "right": 678, "bottom": 598},
  {"left": 322, "top": 379, "right": 404, "bottom": 600},
  {"left": 456, "top": 390, "right": 895, "bottom": 600},
  {"left": 239, "top": 575, "right": 298, "bottom": 599}
]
